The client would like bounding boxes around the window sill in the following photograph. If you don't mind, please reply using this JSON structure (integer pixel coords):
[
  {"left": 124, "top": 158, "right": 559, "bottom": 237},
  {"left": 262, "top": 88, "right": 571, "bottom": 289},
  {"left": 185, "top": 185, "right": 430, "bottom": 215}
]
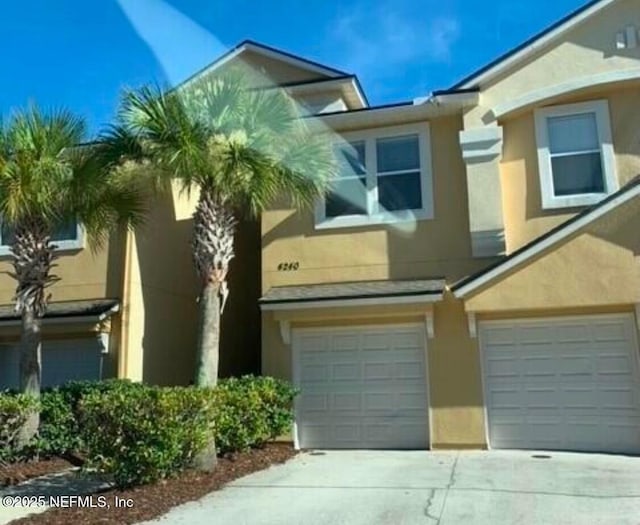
[
  {"left": 0, "top": 240, "right": 85, "bottom": 258},
  {"left": 315, "top": 209, "right": 434, "bottom": 230},
  {"left": 541, "top": 192, "right": 612, "bottom": 210}
]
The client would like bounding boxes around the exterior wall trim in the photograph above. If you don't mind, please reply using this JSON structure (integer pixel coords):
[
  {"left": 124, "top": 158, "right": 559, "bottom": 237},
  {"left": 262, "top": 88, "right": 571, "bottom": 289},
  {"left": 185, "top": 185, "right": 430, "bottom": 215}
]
[
  {"left": 261, "top": 293, "right": 444, "bottom": 311},
  {"left": 0, "top": 304, "right": 120, "bottom": 328},
  {"left": 459, "top": 126, "right": 504, "bottom": 162},
  {"left": 493, "top": 67, "right": 640, "bottom": 118},
  {"left": 454, "top": 181, "right": 640, "bottom": 299}
]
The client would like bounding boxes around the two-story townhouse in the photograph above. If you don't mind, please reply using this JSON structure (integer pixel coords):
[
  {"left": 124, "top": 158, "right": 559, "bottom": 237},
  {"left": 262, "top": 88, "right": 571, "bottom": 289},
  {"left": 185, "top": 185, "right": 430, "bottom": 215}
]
[
  {"left": 6, "top": 0, "right": 639, "bottom": 457},
  {"left": 0, "top": 174, "right": 261, "bottom": 388},
  {"left": 258, "top": 0, "right": 640, "bottom": 454}
]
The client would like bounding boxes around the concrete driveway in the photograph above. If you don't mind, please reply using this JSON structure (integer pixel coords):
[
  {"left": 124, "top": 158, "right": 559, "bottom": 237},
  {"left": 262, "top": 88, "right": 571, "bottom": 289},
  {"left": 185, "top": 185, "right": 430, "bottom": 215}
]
[{"left": 144, "top": 450, "right": 640, "bottom": 525}]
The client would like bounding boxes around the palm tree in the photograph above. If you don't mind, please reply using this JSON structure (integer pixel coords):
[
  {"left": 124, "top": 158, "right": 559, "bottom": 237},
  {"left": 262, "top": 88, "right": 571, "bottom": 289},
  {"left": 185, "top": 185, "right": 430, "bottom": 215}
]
[
  {"left": 0, "top": 106, "right": 146, "bottom": 444},
  {"left": 104, "top": 74, "right": 335, "bottom": 393}
]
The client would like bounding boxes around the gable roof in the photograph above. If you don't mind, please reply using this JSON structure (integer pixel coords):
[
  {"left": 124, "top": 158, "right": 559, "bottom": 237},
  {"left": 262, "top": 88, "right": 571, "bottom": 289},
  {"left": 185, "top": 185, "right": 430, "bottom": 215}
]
[
  {"left": 451, "top": 0, "right": 618, "bottom": 89},
  {"left": 452, "top": 176, "right": 640, "bottom": 298},
  {"left": 178, "top": 39, "right": 349, "bottom": 92}
]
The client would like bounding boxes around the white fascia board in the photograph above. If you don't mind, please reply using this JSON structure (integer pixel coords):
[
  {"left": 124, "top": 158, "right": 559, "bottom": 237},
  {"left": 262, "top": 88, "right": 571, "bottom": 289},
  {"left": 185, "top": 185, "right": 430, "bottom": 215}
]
[
  {"left": 454, "top": 182, "right": 640, "bottom": 298},
  {"left": 0, "top": 303, "right": 120, "bottom": 328},
  {"left": 456, "top": 0, "right": 618, "bottom": 89},
  {"left": 0, "top": 315, "right": 101, "bottom": 328},
  {"left": 315, "top": 100, "right": 466, "bottom": 130},
  {"left": 431, "top": 92, "right": 480, "bottom": 106},
  {"left": 260, "top": 293, "right": 444, "bottom": 311}
]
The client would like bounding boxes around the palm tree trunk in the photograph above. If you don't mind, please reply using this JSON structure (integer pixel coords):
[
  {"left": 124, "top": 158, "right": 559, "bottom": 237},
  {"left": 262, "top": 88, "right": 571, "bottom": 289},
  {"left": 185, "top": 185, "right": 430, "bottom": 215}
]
[
  {"left": 195, "top": 280, "right": 221, "bottom": 387},
  {"left": 17, "top": 310, "right": 42, "bottom": 446},
  {"left": 192, "top": 190, "right": 236, "bottom": 472},
  {"left": 192, "top": 190, "right": 237, "bottom": 387},
  {"left": 10, "top": 218, "right": 58, "bottom": 447}
]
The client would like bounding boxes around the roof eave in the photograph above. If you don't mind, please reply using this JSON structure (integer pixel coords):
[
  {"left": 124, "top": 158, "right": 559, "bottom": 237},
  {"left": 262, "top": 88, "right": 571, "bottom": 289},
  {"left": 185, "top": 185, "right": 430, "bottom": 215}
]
[
  {"left": 452, "top": 177, "right": 640, "bottom": 299},
  {"left": 450, "top": 0, "right": 617, "bottom": 90}
]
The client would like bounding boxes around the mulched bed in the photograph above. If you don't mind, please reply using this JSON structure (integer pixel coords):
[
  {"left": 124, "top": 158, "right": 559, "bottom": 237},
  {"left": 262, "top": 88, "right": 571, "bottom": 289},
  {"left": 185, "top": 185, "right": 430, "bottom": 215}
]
[
  {"left": 11, "top": 443, "right": 297, "bottom": 525},
  {"left": 1, "top": 458, "right": 75, "bottom": 487}
]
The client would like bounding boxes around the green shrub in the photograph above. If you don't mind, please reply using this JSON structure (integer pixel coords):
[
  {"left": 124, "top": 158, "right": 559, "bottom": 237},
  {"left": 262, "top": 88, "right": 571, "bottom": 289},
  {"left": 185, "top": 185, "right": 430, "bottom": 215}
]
[
  {"left": 79, "top": 385, "right": 215, "bottom": 488},
  {"left": 37, "top": 379, "right": 143, "bottom": 457},
  {"left": 0, "top": 393, "right": 39, "bottom": 462},
  {"left": 213, "top": 376, "right": 297, "bottom": 454}
]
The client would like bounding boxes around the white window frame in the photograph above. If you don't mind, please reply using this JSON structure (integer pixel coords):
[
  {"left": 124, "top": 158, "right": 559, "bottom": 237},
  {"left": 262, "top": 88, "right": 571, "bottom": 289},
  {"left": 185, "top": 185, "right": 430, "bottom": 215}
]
[
  {"left": 534, "top": 100, "right": 618, "bottom": 210},
  {"left": 0, "top": 221, "right": 85, "bottom": 257},
  {"left": 315, "top": 122, "right": 434, "bottom": 229}
]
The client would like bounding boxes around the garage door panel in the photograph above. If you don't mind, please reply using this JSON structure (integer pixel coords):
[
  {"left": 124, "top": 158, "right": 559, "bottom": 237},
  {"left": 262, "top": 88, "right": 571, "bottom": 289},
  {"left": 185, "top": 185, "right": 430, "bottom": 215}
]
[
  {"left": 294, "top": 324, "right": 429, "bottom": 450},
  {"left": 481, "top": 314, "right": 640, "bottom": 454}
]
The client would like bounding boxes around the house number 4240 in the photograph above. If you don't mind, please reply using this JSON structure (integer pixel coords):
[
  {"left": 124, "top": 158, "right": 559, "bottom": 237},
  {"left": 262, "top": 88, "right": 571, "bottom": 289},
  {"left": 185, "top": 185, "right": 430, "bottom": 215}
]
[{"left": 277, "top": 262, "right": 300, "bottom": 272}]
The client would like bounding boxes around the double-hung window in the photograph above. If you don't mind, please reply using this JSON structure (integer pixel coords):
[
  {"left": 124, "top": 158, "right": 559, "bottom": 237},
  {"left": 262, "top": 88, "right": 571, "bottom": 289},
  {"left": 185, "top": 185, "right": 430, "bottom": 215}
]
[
  {"left": 316, "top": 123, "right": 433, "bottom": 228},
  {"left": 0, "top": 220, "right": 83, "bottom": 256},
  {"left": 534, "top": 100, "right": 618, "bottom": 209}
]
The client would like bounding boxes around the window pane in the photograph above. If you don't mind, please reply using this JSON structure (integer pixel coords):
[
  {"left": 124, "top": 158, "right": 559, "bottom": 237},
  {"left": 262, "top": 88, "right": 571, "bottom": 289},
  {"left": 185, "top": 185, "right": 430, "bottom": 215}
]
[
  {"left": 1, "top": 220, "right": 78, "bottom": 246},
  {"left": 376, "top": 135, "right": 420, "bottom": 173},
  {"left": 335, "top": 141, "right": 365, "bottom": 178},
  {"left": 51, "top": 221, "right": 78, "bottom": 242},
  {"left": 377, "top": 172, "right": 422, "bottom": 212},
  {"left": 551, "top": 152, "right": 604, "bottom": 196},
  {"left": 547, "top": 113, "right": 599, "bottom": 154},
  {"left": 326, "top": 177, "right": 367, "bottom": 217}
]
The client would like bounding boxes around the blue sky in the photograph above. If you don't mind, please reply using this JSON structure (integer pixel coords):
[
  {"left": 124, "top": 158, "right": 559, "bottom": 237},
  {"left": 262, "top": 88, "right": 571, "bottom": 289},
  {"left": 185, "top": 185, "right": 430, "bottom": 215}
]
[{"left": 1, "top": 0, "right": 589, "bottom": 134}]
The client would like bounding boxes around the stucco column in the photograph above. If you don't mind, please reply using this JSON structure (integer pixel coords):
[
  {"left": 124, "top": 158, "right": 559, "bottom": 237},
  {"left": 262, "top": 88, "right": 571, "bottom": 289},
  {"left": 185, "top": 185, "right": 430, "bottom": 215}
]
[{"left": 459, "top": 109, "right": 506, "bottom": 258}]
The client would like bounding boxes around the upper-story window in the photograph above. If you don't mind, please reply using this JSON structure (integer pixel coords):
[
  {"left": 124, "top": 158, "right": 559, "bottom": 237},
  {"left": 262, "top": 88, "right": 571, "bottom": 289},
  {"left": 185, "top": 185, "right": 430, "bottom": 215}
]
[
  {"left": 534, "top": 100, "right": 618, "bottom": 209},
  {"left": 316, "top": 123, "right": 433, "bottom": 229},
  {"left": 0, "top": 220, "right": 83, "bottom": 256}
]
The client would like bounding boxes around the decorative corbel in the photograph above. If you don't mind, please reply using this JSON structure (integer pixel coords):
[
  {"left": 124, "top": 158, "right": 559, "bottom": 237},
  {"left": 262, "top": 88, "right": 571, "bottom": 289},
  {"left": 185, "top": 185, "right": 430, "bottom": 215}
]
[
  {"left": 467, "top": 312, "right": 477, "bottom": 339},
  {"left": 424, "top": 311, "right": 435, "bottom": 339},
  {"left": 279, "top": 320, "right": 291, "bottom": 345},
  {"left": 97, "top": 331, "right": 110, "bottom": 354}
]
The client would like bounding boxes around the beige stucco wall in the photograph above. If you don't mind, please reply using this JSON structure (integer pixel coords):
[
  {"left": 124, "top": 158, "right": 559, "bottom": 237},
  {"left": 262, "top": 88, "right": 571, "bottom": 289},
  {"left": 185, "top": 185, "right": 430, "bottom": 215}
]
[
  {"left": 262, "top": 297, "right": 487, "bottom": 449},
  {"left": 465, "top": 196, "right": 640, "bottom": 312},
  {"left": 121, "top": 184, "right": 200, "bottom": 385},
  {"left": 0, "top": 240, "right": 118, "bottom": 304},
  {"left": 262, "top": 114, "right": 490, "bottom": 294},
  {"left": 466, "top": 0, "right": 640, "bottom": 126},
  {"left": 261, "top": 115, "right": 494, "bottom": 448},
  {"left": 500, "top": 84, "right": 640, "bottom": 251},
  {"left": 121, "top": 183, "right": 262, "bottom": 385}
]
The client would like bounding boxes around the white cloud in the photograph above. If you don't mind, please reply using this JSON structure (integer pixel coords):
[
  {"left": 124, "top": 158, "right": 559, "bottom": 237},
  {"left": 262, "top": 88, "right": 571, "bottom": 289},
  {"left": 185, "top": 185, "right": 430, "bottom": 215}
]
[{"left": 328, "top": 5, "right": 460, "bottom": 76}]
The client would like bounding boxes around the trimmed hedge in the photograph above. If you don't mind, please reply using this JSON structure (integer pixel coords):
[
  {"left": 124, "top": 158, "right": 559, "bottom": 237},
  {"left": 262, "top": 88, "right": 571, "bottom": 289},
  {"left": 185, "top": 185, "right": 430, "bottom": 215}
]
[
  {"left": 213, "top": 376, "right": 297, "bottom": 454},
  {"left": 37, "top": 379, "right": 143, "bottom": 457},
  {"left": 0, "top": 393, "right": 39, "bottom": 462},
  {"left": 0, "top": 376, "right": 298, "bottom": 488},
  {"left": 79, "top": 385, "right": 216, "bottom": 487}
]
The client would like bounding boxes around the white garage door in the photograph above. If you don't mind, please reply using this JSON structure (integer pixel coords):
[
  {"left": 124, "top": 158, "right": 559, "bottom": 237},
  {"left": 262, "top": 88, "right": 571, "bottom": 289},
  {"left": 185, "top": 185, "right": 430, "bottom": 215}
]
[
  {"left": 0, "top": 338, "right": 103, "bottom": 390},
  {"left": 293, "top": 324, "right": 429, "bottom": 450},
  {"left": 480, "top": 314, "right": 640, "bottom": 454}
]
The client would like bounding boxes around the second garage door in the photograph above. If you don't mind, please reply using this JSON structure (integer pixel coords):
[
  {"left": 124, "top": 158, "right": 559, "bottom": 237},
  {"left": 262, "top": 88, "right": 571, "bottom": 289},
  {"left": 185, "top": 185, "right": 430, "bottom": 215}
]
[
  {"left": 293, "top": 324, "right": 429, "bottom": 450},
  {"left": 480, "top": 314, "right": 640, "bottom": 454}
]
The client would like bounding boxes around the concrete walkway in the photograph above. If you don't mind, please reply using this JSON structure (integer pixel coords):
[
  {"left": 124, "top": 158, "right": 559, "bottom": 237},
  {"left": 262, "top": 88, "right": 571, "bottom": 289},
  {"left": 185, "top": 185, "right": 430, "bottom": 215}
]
[
  {"left": 142, "top": 450, "right": 640, "bottom": 525},
  {"left": 0, "top": 468, "right": 112, "bottom": 524}
]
